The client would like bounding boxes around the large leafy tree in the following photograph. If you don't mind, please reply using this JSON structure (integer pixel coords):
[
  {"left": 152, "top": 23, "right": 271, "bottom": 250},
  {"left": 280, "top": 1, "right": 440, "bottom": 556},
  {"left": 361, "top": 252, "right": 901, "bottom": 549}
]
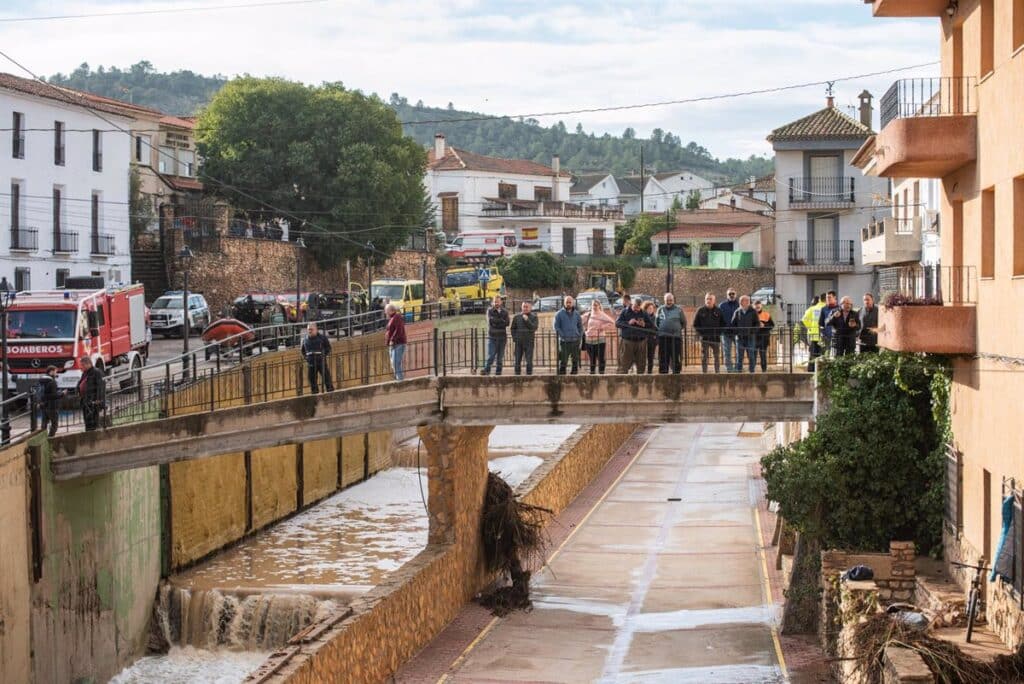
[{"left": 196, "top": 77, "right": 431, "bottom": 268}]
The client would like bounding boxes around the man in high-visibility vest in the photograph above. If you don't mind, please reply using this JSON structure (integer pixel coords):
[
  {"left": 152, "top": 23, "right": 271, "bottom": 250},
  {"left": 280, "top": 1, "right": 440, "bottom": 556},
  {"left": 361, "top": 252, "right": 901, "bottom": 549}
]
[{"left": 802, "top": 295, "right": 825, "bottom": 372}]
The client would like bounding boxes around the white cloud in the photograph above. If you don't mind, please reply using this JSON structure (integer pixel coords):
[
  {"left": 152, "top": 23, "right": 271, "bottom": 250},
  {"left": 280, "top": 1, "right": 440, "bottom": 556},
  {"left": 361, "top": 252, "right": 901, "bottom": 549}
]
[{"left": 0, "top": 0, "right": 938, "bottom": 159}]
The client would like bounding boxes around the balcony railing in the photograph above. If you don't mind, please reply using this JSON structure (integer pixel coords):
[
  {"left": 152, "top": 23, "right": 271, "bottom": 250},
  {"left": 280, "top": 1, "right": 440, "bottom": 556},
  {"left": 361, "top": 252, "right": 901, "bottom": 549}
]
[
  {"left": 878, "top": 265, "right": 976, "bottom": 305},
  {"left": 53, "top": 231, "right": 78, "bottom": 253},
  {"left": 787, "top": 240, "right": 855, "bottom": 267},
  {"left": 91, "top": 233, "right": 116, "bottom": 255},
  {"left": 787, "top": 177, "right": 855, "bottom": 205},
  {"left": 481, "top": 198, "right": 624, "bottom": 220},
  {"left": 9, "top": 227, "right": 38, "bottom": 250},
  {"left": 880, "top": 77, "right": 977, "bottom": 130}
]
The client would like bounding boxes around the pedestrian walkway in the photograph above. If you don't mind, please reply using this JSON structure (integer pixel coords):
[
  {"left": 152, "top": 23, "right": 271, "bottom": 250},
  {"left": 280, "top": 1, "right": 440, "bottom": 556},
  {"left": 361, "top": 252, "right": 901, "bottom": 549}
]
[{"left": 438, "top": 423, "right": 787, "bottom": 683}]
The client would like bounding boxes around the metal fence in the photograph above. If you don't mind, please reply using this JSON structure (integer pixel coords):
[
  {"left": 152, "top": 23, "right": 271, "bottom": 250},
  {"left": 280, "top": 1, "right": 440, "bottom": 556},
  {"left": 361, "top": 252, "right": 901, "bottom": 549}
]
[
  {"left": 787, "top": 177, "right": 856, "bottom": 204},
  {"left": 880, "top": 77, "right": 977, "bottom": 130},
  {"left": 877, "top": 264, "right": 976, "bottom": 304},
  {"left": 787, "top": 240, "right": 856, "bottom": 267}
]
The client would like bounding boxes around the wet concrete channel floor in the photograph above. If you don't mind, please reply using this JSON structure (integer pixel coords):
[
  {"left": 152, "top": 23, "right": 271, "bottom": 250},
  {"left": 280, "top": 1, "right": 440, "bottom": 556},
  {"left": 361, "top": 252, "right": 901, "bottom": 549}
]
[{"left": 444, "top": 422, "right": 786, "bottom": 683}]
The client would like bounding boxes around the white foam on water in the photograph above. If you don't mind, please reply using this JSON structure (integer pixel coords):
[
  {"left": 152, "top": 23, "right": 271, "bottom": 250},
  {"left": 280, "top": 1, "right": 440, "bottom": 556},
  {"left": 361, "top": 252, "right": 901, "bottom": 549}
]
[
  {"left": 631, "top": 604, "right": 780, "bottom": 632},
  {"left": 488, "top": 424, "right": 580, "bottom": 451},
  {"left": 488, "top": 454, "right": 544, "bottom": 488},
  {"left": 110, "top": 646, "right": 268, "bottom": 684}
]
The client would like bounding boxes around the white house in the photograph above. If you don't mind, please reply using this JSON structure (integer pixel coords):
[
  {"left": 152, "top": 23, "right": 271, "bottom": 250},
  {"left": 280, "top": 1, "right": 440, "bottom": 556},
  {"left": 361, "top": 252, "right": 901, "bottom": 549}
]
[
  {"left": 768, "top": 92, "right": 889, "bottom": 312},
  {"left": 700, "top": 188, "right": 775, "bottom": 214},
  {"left": 571, "top": 170, "right": 715, "bottom": 216},
  {"left": 425, "top": 135, "right": 622, "bottom": 256},
  {"left": 0, "top": 73, "right": 132, "bottom": 290}
]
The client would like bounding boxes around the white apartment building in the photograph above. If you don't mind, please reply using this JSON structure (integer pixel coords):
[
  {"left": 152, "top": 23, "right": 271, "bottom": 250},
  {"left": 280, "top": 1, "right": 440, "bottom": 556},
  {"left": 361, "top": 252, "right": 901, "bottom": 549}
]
[
  {"left": 425, "top": 134, "right": 622, "bottom": 255},
  {"left": 571, "top": 170, "right": 716, "bottom": 216},
  {"left": 769, "top": 92, "right": 889, "bottom": 308},
  {"left": 0, "top": 73, "right": 132, "bottom": 290}
]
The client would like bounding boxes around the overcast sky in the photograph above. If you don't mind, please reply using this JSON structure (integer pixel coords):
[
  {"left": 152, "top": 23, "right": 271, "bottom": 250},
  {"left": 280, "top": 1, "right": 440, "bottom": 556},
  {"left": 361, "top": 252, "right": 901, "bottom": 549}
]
[{"left": 0, "top": 0, "right": 938, "bottom": 160}]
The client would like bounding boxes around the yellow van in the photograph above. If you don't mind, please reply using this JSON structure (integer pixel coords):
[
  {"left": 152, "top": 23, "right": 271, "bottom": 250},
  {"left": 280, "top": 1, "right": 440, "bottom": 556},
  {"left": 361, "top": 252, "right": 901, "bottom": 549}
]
[
  {"left": 371, "top": 279, "right": 426, "bottom": 320},
  {"left": 442, "top": 265, "right": 505, "bottom": 313}
]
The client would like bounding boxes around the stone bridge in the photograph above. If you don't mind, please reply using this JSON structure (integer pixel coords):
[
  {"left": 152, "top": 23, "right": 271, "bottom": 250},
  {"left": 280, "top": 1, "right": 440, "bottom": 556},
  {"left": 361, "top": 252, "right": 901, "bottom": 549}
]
[{"left": 50, "top": 373, "right": 814, "bottom": 480}]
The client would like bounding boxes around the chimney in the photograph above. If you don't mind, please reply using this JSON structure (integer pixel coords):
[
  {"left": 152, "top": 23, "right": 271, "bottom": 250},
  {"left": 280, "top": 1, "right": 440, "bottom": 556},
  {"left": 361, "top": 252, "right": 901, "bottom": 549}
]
[
  {"left": 826, "top": 95, "right": 835, "bottom": 109},
  {"left": 858, "top": 90, "right": 873, "bottom": 129},
  {"left": 434, "top": 133, "right": 446, "bottom": 159},
  {"left": 552, "top": 154, "right": 560, "bottom": 175},
  {"left": 551, "top": 154, "right": 560, "bottom": 201}
]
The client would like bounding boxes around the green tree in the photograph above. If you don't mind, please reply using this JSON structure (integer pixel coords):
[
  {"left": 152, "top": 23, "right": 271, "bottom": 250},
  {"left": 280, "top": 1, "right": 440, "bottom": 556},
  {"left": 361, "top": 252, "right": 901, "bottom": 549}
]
[
  {"left": 621, "top": 213, "right": 671, "bottom": 256},
  {"left": 496, "top": 252, "right": 574, "bottom": 289},
  {"left": 685, "top": 189, "right": 702, "bottom": 210},
  {"left": 128, "top": 167, "right": 156, "bottom": 244},
  {"left": 196, "top": 77, "right": 431, "bottom": 268}
]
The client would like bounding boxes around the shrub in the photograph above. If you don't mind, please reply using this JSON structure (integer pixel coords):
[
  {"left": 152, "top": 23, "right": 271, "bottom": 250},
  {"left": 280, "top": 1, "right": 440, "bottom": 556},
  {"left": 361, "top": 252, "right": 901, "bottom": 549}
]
[
  {"left": 882, "top": 293, "right": 943, "bottom": 307},
  {"left": 496, "top": 251, "right": 575, "bottom": 289}
]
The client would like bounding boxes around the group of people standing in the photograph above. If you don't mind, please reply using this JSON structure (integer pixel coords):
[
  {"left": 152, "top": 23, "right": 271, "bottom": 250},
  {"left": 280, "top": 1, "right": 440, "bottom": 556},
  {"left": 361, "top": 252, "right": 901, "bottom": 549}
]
[{"left": 801, "top": 290, "right": 878, "bottom": 371}]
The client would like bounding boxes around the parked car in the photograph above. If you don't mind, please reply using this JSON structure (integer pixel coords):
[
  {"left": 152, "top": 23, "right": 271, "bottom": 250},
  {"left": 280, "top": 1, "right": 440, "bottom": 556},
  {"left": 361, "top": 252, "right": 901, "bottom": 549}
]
[
  {"left": 150, "top": 291, "right": 210, "bottom": 338},
  {"left": 751, "top": 286, "right": 778, "bottom": 305},
  {"left": 575, "top": 291, "right": 612, "bottom": 313},
  {"left": 533, "top": 296, "right": 563, "bottom": 312}
]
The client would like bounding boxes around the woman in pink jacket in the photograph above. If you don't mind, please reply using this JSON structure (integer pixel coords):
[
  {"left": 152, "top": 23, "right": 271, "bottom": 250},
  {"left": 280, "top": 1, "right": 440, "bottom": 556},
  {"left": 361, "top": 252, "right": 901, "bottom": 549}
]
[{"left": 582, "top": 300, "right": 616, "bottom": 374}]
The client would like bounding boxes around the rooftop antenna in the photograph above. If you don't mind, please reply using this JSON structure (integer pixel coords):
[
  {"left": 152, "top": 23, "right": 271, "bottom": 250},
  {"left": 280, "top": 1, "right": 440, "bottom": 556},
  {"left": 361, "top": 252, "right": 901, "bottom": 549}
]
[{"left": 826, "top": 81, "right": 835, "bottom": 98}]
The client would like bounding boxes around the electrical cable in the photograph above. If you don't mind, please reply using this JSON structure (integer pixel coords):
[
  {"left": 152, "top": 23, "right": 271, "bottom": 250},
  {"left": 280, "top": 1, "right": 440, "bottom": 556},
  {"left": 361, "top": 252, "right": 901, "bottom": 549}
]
[{"left": 0, "top": 0, "right": 329, "bottom": 23}]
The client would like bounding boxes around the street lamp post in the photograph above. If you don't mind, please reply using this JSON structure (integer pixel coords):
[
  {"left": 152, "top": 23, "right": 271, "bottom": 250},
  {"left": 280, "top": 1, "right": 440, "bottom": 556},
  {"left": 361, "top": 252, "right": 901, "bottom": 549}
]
[
  {"left": 295, "top": 237, "right": 305, "bottom": 326},
  {"left": 0, "top": 286, "right": 15, "bottom": 445},
  {"left": 179, "top": 246, "right": 194, "bottom": 381}
]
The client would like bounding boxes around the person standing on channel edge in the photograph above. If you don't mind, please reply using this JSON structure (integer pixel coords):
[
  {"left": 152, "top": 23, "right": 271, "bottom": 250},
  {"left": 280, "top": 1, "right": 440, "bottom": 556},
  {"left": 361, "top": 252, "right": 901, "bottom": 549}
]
[
  {"left": 656, "top": 292, "right": 685, "bottom": 374},
  {"left": 582, "top": 299, "right": 616, "bottom": 374},
  {"left": 78, "top": 356, "right": 105, "bottom": 432},
  {"left": 731, "top": 295, "right": 759, "bottom": 373},
  {"left": 38, "top": 365, "right": 62, "bottom": 437},
  {"left": 827, "top": 295, "right": 860, "bottom": 357},
  {"left": 481, "top": 295, "right": 510, "bottom": 375},
  {"left": 301, "top": 322, "right": 335, "bottom": 393},
  {"left": 859, "top": 293, "right": 879, "bottom": 353},
  {"left": 753, "top": 300, "right": 775, "bottom": 372},
  {"left": 510, "top": 300, "right": 538, "bottom": 375},
  {"left": 719, "top": 288, "right": 741, "bottom": 372},
  {"left": 817, "top": 290, "right": 840, "bottom": 358},
  {"left": 693, "top": 292, "right": 723, "bottom": 373},
  {"left": 802, "top": 294, "right": 824, "bottom": 372},
  {"left": 384, "top": 303, "right": 407, "bottom": 380},
  {"left": 553, "top": 295, "right": 584, "bottom": 375},
  {"left": 642, "top": 301, "right": 659, "bottom": 373},
  {"left": 617, "top": 297, "right": 654, "bottom": 374}
]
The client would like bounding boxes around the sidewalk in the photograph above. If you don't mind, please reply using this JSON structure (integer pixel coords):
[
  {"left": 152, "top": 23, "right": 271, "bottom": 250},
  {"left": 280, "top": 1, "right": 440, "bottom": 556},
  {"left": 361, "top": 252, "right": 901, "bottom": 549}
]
[{"left": 400, "top": 423, "right": 789, "bottom": 683}]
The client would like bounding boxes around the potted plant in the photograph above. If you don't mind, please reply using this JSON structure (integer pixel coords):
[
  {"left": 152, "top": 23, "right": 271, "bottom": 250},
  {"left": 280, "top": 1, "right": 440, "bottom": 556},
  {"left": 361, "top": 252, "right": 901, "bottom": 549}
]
[{"left": 878, "top": 293, "right": 976, "bottom": 354}]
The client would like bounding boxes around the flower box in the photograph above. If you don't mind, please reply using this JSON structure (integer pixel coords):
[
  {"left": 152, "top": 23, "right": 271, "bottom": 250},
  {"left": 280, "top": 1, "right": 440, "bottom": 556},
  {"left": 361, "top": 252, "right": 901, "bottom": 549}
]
[{"left": 878, "top": 305, "right": 976, "bottom": 354}]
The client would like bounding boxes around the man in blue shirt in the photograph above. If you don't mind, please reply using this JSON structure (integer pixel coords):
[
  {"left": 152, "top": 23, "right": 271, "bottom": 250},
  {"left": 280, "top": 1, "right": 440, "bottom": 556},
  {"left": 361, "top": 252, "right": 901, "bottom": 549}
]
[
  {"left": 719, "top": 288, "right": 741, "bottom": 372},
  {"left": 553, "top": 296, "right": 584, "bottom": 375}
]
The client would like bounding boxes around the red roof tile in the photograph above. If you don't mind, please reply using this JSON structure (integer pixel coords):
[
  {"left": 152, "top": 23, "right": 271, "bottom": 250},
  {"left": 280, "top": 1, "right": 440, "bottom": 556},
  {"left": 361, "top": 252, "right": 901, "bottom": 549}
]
[
  {"left": 0, "top": 72, "right": 163, "bottom": 120},
  {"left": 428, "top": 146, "right": 570, "bottom": 177},
  {"left": 768, "top": 105, "right": 872, "bottom": 142}
]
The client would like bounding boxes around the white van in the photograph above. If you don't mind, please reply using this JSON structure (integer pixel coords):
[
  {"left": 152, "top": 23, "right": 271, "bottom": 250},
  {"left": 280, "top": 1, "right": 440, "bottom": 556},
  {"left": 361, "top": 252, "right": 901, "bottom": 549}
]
[{"left": 445, "top": 231, "right": 517, "bottom": 259}]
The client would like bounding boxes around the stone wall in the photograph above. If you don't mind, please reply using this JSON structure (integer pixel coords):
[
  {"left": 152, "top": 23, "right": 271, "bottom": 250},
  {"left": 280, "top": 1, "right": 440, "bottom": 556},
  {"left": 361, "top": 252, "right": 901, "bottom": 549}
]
[
  {"left": 255, "top": 422, "right": 641, "bottom": 684},
  {"left": 0, "top": 440, "right": 30, "bottom": 683}
]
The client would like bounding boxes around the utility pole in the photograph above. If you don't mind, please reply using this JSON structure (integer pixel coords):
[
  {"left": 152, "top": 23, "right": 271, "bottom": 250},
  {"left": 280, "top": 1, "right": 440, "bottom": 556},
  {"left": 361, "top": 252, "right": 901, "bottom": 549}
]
[
  {"left": 639, "top": 144, "right": 645, "bottom": 214},
  {"left": 665, "top": 208, "right": 673, "bottom": 293}
]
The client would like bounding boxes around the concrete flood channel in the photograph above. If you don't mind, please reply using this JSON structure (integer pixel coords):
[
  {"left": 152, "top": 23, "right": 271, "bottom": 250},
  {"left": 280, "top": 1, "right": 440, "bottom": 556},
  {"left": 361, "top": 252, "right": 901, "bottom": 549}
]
[{"left": 111, "top": 425, "right": 576, "bottom": 683}]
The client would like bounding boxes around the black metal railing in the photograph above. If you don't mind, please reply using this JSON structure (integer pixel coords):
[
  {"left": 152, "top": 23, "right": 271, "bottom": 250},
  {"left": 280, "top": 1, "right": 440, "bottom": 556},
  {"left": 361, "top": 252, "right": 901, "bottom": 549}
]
[
  {"left": 877, "top": 264, "right": 976, "bottom": 304},
  {"left": 880, "top": 77, "right": 978, "bottom": 130},
  {"left": 788, "top": 177, "right": 855, "bottom": 205},
  {"left": 53, "top": 231, "right": 78, "bottom": 253},
  {"left": 1, "top": 391, "right": 37, "bottom": 446},
  {"left": 10, "top": 227, "right": 38, "bottom": 250},
  {"left": 787, "top": 240, "right": 855, "bottom": 267},
  {"left": 91, "top": 233, "right": 116, "bottom": 255}
]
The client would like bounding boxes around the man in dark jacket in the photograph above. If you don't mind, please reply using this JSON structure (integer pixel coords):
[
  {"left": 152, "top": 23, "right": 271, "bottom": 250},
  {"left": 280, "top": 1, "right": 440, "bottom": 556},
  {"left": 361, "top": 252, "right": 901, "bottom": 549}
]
[
  {"left": 77, "top": 356, "right": 105, "bottom": 432},
  {"left": 693, "top": 292, "right": 723, "bottom": 373},
  {"left": 510, "top": 300, "right": 538, "bottom": 376},
  {"left": 384, "top": 303, "right": 408, "bottom": 380},
  {"left": 553, "top": 296, "right": 584, "bottom": 375},
  {"left": 731, "top": 295, "right": 759, "bottom": 373},
  {"left": 617, "top": 298, "right": 654, "bottom": 374},
  {"left": 482, "top": 296, "right": 510, "bottom": 375},
  {"left": 719, "top": 288, "right": 740, "bottom": 372},
  {"left": 827, "top": 296, "right": 860, "bottom": 357},
  {"left": 301, "top": 322, "right": 334, "bottom": 392},
  {"left": 38, "top": 365, "right": 62, "bottom": 437},
  {"left": 859, "top": 293, "right": 879, "bottom": 353},
  {"left": 818, "top": 290, "right": 839, "bottom": 357}
]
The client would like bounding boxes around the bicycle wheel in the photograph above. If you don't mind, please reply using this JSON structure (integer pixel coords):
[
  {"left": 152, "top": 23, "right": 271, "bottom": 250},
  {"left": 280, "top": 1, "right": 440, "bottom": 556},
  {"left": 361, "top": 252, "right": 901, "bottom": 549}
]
[{"left": 966, "top": 587, "right": 979, "bottom": 642}]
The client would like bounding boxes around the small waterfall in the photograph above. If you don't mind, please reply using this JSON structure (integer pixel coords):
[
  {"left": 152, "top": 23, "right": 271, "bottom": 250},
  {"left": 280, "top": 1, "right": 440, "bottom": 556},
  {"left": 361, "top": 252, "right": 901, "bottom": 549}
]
[{"left": 154, "top": 583, "right": 338, "bottom": 651}]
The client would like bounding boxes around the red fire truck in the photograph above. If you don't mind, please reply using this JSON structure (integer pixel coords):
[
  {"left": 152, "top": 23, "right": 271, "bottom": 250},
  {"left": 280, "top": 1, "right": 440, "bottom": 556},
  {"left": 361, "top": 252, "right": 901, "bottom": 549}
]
[{"left": 4, "top": 283, "right": 150, "bottom": 395}]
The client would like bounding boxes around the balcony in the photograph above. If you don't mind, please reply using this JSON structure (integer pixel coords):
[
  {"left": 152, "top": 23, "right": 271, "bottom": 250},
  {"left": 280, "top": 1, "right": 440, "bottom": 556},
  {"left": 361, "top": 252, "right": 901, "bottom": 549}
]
[
  {"left": 53, "top": 231, "right": 78, "bottom": 254},
  {"left": 90, "top": 233, "right": 116, "bottom": 256},
  {"left": 866, "top": 78, "right": 977, "bottom": 178},
  {"left": 867, "top": 0, "right": 949, "bottom": 17},
  {"left": 861, "top": 216, "right": 922, "bottom": 266},
  {"left": 787, "top": 177, "right": 856, "bottom": 209},
  {"left": 787, "top": 240, "right": 856, "bottom": 273},
  {"left": 480, "top": 198, "right": 624, "bottom": 221},
  {"left": 877, "top": 265, "right": 976, "bottom": 354},
  {"left": 9, "top": 227, "right": 38, "bottom": 251}
]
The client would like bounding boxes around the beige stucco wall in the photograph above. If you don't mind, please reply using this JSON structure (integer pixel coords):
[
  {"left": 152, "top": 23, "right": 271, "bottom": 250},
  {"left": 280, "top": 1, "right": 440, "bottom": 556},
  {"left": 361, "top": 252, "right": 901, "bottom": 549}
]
[
  {"left": 0, "top": 442, "right": 30, "bottom": 684},
  {"left": 170, "top": 452, "right": 248, "bottom": 568},
  {"left": 302, "top": 438, "right": 340, "bottom": 506},
  {"left": 251, "top": 445, "right": 300, "bottom": 531}
]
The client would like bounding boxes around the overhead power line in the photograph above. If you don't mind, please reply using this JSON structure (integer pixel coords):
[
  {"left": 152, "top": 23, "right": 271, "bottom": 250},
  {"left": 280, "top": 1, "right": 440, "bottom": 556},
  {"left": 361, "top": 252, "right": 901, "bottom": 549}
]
[{"left": 0, "top": 0, "right": 329, "bottom": 23}]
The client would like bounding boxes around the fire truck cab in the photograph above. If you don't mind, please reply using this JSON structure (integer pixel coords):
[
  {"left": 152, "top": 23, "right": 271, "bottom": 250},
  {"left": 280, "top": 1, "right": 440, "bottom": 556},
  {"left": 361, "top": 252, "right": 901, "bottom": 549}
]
[{"left": 4, "top": 283, "right": 150, "bottom": 395}]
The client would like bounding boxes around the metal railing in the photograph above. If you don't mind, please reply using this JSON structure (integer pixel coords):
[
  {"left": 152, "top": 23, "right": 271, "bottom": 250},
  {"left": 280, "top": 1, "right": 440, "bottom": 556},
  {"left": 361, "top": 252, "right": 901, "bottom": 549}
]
[
  {"left": 1, "top": 391, "right": 37, "bottom": 446},
  {"left": 10, "top": 227, "right": 38, "bottom": 250},
  {"left": 880, "top": 77, "right": 977, "bottom": 130},
  {"left": 787, "top": 240, "right": 855, "bottom": 267},
  {"left": 91, "top": 233, "right": 116, "bottom": 255},
  {"left": 788, "top": 177, "right": 855, "bottom": 205},
  {"left": 878, "top": 264, "right": 976, "bottom": 304},
  {"left": 481, "top": 200, "right": 624, "bottom": 220},
  {"left": 53, "top": 231, "right": 78, "bottom": 253}
]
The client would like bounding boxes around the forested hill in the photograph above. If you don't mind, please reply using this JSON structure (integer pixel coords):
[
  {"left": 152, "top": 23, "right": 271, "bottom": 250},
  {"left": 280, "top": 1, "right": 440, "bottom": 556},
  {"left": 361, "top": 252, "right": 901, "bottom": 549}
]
[{"left": 46, "top": 61, "right": 772, "bottom": 182}]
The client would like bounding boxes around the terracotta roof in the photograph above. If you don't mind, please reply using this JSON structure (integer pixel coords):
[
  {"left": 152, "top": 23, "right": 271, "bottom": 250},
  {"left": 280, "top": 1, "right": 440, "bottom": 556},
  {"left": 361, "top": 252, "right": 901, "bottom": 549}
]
[
  {"left": 731, "top": 175, "right": 775, "bottom": 193},
  {"left": 673, "top": 207, "right": 773, "bottom": 226},
  {"left": 570, "top": 173, "right": 610, "bottom": 194},
  {"left": 437, "top": 191, "right": 458, "bottom": 198},
  {"left": 653, "top": 224, "right": 759, "bottom": 240},
  {"left": 767, "top": 105, "right": 873, "bottom": 142},
  {"left": 0, "top": 72, "right": 160, "bottom": 119},
  {"left": 163, "top": 175, "right": 204, "bottom": 192},
  {"left": 159, "top": 115, "right": 195, "bottom": 130},
  {"left": 427, "top": 146, "right": 570, "bottom": 177}
]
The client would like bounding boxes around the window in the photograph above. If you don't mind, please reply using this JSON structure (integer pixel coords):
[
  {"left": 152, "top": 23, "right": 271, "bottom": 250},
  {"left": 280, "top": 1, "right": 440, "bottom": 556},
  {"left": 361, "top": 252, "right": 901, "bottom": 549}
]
[
  {"left": 562, "top": 227, "right": 576, "bottom": 256},
  {"left": 55, "top": 269, "right": 69, "bottom": 288},
  {"left": 498, "top": 183, "right": 517, "bottom": 200},
  {"left": 12, "top": 112, "right": 24, "bottom": 159},
  {"left": 52, "top": 186, "right": 62, "bottom": 237},
  {"left": 91, "top": 192, "right": 100, "bottom": 239},
  {"left": 982, "top": 188, "right": 995, "bottom": 278},
  {"left": 92, "top": 129, "right": 103, "bottom": 171},
  {"left": 441, "top": 196, "right": 458, "bottom": 232},
  {"left": 903, "top": 188, "right": 910, "bottom": 221},
  {"left": 54, "top": 121, "right": 65, "bottom": 166},
  {"left": 410, "top": 283, "right": 425, "bottom": 300},
  {"left": 945, "top": 445, "right": 963, "bottom": 533},
  {"left": 534, "top": 186, "right": 552, "bottom": 202},
  {"left": 1014, "top": 176, "right": 1024, "bottom": 276},
  {"left": 981, "top": 0, "right": 995, "bottom": 76},
  {"left": 1015, "top": 0, "right": 1024, "bottom": 53},
  {"left": 913, "top": 181, "right": 920, "bottom": 218},
  {"left": 10, "top": 181, "right": 20, "bottom": 229},
  {"left": 134, "top": 135, "right": 146, "bottom": 163},
  {"left": 14, "top": 267, "right": 30, "bottom": 291}
]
